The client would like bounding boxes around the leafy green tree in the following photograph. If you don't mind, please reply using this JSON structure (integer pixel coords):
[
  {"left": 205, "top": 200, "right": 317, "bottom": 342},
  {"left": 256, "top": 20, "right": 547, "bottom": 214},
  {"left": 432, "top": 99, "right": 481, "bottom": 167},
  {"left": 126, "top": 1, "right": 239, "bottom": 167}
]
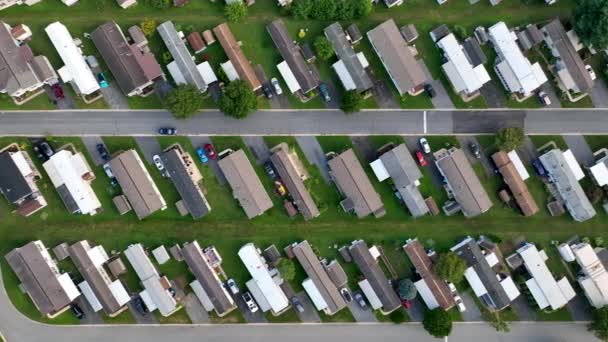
[
  {"left": 140, "top": 19, "right": 157, "bottom": 37},
  {"left": 292, "top": 0, "right": 313, "bottom": 19},
  {"left": 352, "top": 0, "right": 372, "bottom": 18},
  {"left": 310, "top": 0, "right": 336, "bottom": 20},
  {"left": 314, "top": 36, "right": 334, "bottom": 61},
  {"left": 433, "top": 252, "right": 466, "bottom": 284},
  {"left": 218, "top": 80, "right": 258, "bottom": 119},
  {"left": 397, "top": 279, "right": 417, "bottom": 300},
  {"left": 224, "top": 2, "right": 248, "bottom": 23},
  {"left": 495, "top": 127, "right": 525, "bottom": 151},
  {"left": 423, "top": 309, "right": 453, "bottom": 338},
  {"left": 340, "top": 90, "right": 363, "bottom": 113},
  {"left": 163, "top": 85, "right": 204, "bottom": 119},
  {"left": 277, "top": 260, "right": 296, "bottom": 281},
  {"left": 453, "top": 25, "right": 467, "bottom": 40},
  {"left": 590, "top": 307, "right": 608, "bottom": 341},
  {"left": 146, "top": 0, "right": 171, "bottom": 10},
  {"left": 573, "top": 0, "right": 608, "bottom": 49}
]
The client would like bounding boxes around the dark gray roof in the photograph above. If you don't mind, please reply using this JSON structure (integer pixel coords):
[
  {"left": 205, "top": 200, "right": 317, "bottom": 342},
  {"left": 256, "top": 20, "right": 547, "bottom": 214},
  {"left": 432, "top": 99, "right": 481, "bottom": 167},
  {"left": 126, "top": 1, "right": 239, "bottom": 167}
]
[
  {"left": 430, "top": 25, "right": 451, "bottom": 42},
  {"left": 463, "top": 37, "right": 487, "bottom": 67},
  {"left": 161, "top": 148, "right": 211, "bottom": 220},
  {"left": 300, "top": 43, "right": 315, "bottom": 62},
  {"left": 379, "top": 144, "right": 428, "bottom": 217},
  {"left": 56, "top": 183, "right": 79, "bottom": 214},
  {"left": 0, "top": 151, "right": 33, "bottom": 203},
  {"left": 400, "top": 24, "right": 418, "bottom": 43},
  {"left": 91, "top": 21, "right": 163, "bottom": 96},
  {"left": 451, "top": 237, "right": 511, "bottom": 310},
  {"left": 269, "top": 147, "right": 319, "bottom": 220},
  {"left": 5, "top": 241, "right": 74, "bottom": 316},
  {"left": 346, "top": 24, "right": 362, "bottom": 43},
  {"left": 348, "top": 240, "right": 401, "bottom": 313},
  {"left": 0, "top": 22, "right": 41, "bottom": 96},
  {"left": 267, "top": 19, "right": 319, "bottom": 94},
  {"left": 542, "top": 19, "right": 593, "bottom": 93},
  {"left": 157, "top": 21, "right": 207, "bottom": 92},
  {"left": 324, "top": 22, "right": 373, "bottom": 92},
  {"left": 181, "top": 241, "right": 236, "bottom": 316}
]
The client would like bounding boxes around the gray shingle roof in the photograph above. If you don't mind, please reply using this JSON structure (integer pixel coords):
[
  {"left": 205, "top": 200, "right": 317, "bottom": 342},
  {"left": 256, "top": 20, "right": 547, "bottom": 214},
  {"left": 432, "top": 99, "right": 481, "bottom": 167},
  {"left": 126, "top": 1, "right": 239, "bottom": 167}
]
[
  {"left": 0, "top": 22, "right": 42, "bottom": 96},
  {"left": 0, "top": 150, "right": 33, "bottom": 203}
]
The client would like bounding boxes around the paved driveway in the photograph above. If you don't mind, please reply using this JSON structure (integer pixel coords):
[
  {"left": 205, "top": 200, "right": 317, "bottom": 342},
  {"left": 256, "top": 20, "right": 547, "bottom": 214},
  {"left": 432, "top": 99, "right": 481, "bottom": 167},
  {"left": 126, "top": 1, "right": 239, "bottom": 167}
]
[
  {"left": 480, "top": 82, "right": 507, "bottom": 108},
  {"left": 403, "top": 136, "right": 444, "bottom": 190},
  {"left": 510, "top": 295, "right": 537, "bottom": 321},
  {"left": 296, "top": 136, "right": 331, "bottom": 183},
  {"left": 458, "top": 292, "right": 482, "bottom": 321},
  {"left": 73, "top": 296, "right": 103, "bottom": 324},
  {"left": 563, "top": 135, "right": 595, "bottom": 167},
  {"left": 183, "top": 293, "right": 210, "bottom": 324},
  {"left": 44, "top": 83, "right": 77, "bottom": 109},
  {"left": 243, "top": 136, "right": 270, "bottom": 164},
  {"left": 292, "top": 292, "right": 321, "bottom": 323},
  {"left": 539, "top": 82, "right": 561, "bottom": 108},
  {"left": 350, "top": 136, "right": 377, "bottom": 163},
  {"left": 127, "top": 300, "right": 158, "bottom": 324},
  {"left": 100, "top": 83, "right": 129, "bottom": 109},
  {"left": 82, "top": 136, "right": 106, "bottom": 166},
  {"left": 189, "top": 136, "right": 226, "bottom": 185},
  {"left": 456, "top": 136, "right": 496, "bottom": 177},
  {"left": 590, "top": 78, "right": 608, "bottom": 108},
  {"left": 346, "top": 290, "right": 377, "bottom": 322},
  {"left": 232, "top": 293, "right": 267, "bottom": 323},
  {"left": 404, "top": 297, "right": 425, "bottom": 322},
  {"left": 419, "top": 61, "right": 455, "bottom": 109},
  {"left": 135, "top": 136, "right": 162, "bottom": 164},
  {"left": 567, "top": 295, "right": 593, "bottom": 322},
  {"left": 516, "top": 137, "right": 540, "bottom": 165}
]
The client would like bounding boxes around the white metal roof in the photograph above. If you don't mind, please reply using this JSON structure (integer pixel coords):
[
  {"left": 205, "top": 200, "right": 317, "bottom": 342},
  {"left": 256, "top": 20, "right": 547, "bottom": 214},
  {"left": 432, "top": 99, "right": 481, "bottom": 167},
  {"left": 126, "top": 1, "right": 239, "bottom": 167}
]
[
  {"left": 500, "top": 276, "right": 521, "bottom": 301},
  {"left": 197, "top": 61, "right": 218, "bottom": 85},
  {"left": 142, "top": 277, "right": 177, "bottom": 316},
  {"left": 414, "top": 279, "right": 440, "bottom": 310},
  {"left": 152, "top": 245, "right": 170, "bottom": 265},
  {"left": 125, "top": 244, "right": 158, "bottom": 280},
  {"left": 518, "top": 243, "right": 572, "bottom": 310},
  {"left": 45, "top": 22, "right": 100, "bottom": 95},
  {"left": 302, "top": 278, "right": 328, "bottom": 311},
  {"left": 277, "top": 61, "right": 301, "bottom": 94},
  {"left": 356, "top": 52, "right": 369, "bottom": 68},
  {"left": 526, "top": 278, "right": 550, "bottom": 309},
  {"left": 507, "top": 150, "right": 530, "bottom": 180},
  {"left": 580, "top": 277, "right": 608, "bottom": 308},
  {"left": 78, "top": 281, "right": 103, "bottom": 312},
  {"left": 563, "top": 149, "right": 585, "bottom": 181},
  {"left": 332, "top": 60, "right": 357, "bottom": 91},
  {"left": 485, "top": 252, "right": 499, "bottom": 267},
  {"left": 358, "top": 279, "right": 382, "bottom": 310},
  {"left": 590, "top": 161, "right": 608, "bottom": 186},
  {"left": 464, "top": 267, "right": 488, "bottom": 297},
  {"left": 488, "top": 22, "right": 547, "bottom": 95},
  {"left": 108, "top": 280, "right": 131, "bottom": 306},
  {"left": 370, "top": 159, "right": 390, "bottom": 182},
  {"left": 246, "top": 278, "right": 272, "bottom": 312},
  {"left": 139, "top": 290, "right": 157, "bottom": 312},
  {"left": 558, "top": 243, "right": 576, "bottom": 262},
  {"left": 437, "top": 33, "right": 490, "bottom": 94},
  {"left": 238, "top": 243, "right": 289, "bottom": 314},
  {"left": 88, "top": 245, "right": 109, "bottom": 268},
  {"left": 167, "top": 61, "right": 187, "bottom": 85},
  {"left": 43, "top": 150, "right": 101, "bottom": 215},
  {"left": 57, "top": 273, "right": 80, "bottom": 301},
  {"left": 190, "top": 280, "right": 215, "bottom": 312},
  {"left": 557, "top": 277, "right": 576, "bottom": 301},
  {"left": 12, "top": 151, "right": 33, "bottom": 177},
  {"left": 221, "top": 61, "right": 239, "bottom": 82}
]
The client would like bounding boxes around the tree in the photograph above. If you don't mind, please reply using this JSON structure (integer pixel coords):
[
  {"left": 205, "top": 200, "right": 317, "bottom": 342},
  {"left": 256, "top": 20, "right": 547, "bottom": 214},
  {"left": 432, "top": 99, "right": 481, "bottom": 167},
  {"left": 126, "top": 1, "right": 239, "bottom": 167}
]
[
  {"left": 292, "top": 0, "right": 313, "bottom": 19},
  {"left": 310, "top": 0, "right": 336, "bottom": 20},
  {"left": 340, "top": 90, "right": 363, "bottom": 113},
  {"left": 277, "top": 260, "right": 296, "bottom": 281},
  {"left": 397, "top": 279, "right": 417, "bottom": 300},
  {"left": 423, "top": 309, "right": 453, "bottom": 338},
  {"left": 163, "top": 84, "right": 204, "bottom": 119},
  {"left": 573, "top": 0, "right": 608, "bottom": 50},
  {"left": 146, "top": 0, "right": 171, "bottom": 9},
  {"left": 224, "top": 2, "right": 248, "bottom": 23},
  {"left": 434, "top": 252, "right": 466, "bottom": 284},
  {"left": 218, "top": 80, "right": 258, "bottom": 119},
  {"left": 314, "top": 36, "right": 334, "bottom": 61},
  {"left": 140, "top": 19, "right": 157, "bottom": 37},
  {"left": 453, "top": 25, "right": 467, "bottom": 40},
  {"left": 495, "top": 127, "right": 525, "bottom": 151},
  {"left": 590, "top": 307, "right": 608, "bottom": 341},
  {"left": 352, "top": 0, "right": 372, "bottom": 18}
]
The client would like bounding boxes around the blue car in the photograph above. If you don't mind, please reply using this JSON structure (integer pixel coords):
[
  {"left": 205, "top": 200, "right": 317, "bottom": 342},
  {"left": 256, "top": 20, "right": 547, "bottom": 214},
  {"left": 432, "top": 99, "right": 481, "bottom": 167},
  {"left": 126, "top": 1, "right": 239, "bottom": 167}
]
[
  {"left": 531, "top": 159, "right": 546, "bottom": 176},
  {"left": 97, "top": 72, "right": 109, "bottom": 88},
  {"left": 196, "top": 147, "right": 209, "bottom": 163}
]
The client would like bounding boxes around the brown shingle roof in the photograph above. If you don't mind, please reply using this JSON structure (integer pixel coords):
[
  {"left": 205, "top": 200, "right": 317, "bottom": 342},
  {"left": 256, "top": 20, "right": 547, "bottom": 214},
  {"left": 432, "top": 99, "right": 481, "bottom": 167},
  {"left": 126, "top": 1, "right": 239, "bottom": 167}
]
[
  {"left": 492, "top": 151, "right": 539, "bottom": 216},
  {"left": 187, "top": 31, "right": 205, "bottom": 53},
  {"left": 213, "top": 23, "right": 261, "bottom": 91}
]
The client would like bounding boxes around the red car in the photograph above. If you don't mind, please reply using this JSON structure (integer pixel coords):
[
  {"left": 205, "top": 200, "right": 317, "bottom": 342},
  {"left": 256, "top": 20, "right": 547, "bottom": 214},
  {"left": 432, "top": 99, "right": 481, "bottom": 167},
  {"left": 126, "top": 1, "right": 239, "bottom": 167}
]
[
  {"left": 401, "top": 299, "right": 412, "bottom": 309},
  {"left": 52, "top": 84, "right": 64, "bottom": 100},
  {"left": 415, "top": 151, "right": 427, "bottom": 166},
  {"left": 204, "top": 143, "right": 217, "bottom": 160}
]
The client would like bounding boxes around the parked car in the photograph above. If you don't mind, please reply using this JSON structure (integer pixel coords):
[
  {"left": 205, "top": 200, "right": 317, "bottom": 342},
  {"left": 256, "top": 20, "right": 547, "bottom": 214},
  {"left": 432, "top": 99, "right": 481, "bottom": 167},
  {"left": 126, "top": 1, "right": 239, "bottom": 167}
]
[
  {"left": 152, "top": 155, "right": 164, "bottom": 171},
  {"left": 204, "top": 143, "right": 217, "bottom": 160},
  {"left": 196, "top": 147, "right": 209, "bottom": 163},
  {"left": 133, "top": 296, "right": 147, "bottom": 314},
  {"left": 97, "top": 72, "right": 109, "bottom": 88},
  {"left": 469, "top": 142, "right": 481, "bottom": 159},
  {"left": 70, "top": 304, "right": 85, "bottom": 319},
  {"left": 354, "top": 293, "right": 367, "bottom": 309},
  {"left": 447, "top": 282, "right": 457, "bottom": 294},
  {"left": 340, "top": 288, "right": 352, "bottom": 302},
  {"left": 226, "top": 278, "right": 239, "bottom": 295},
  {"left": 454, "top": 295, "right": 466, "bottom": 312},
  {"left": 264, "top": 162, "right": 277, "bottom": 179},
  {"left": 86, "top": 55, "right": 99, "bottom": 69},
  {"left": 274, "top": 180, "right": 287, "bottom": 196},
  {"left": 531, "top": 158, "right": 546, "bottom": 176},
  {"left": 586, "top": 64, "right": 597, "bottom": 81},
  {"left": 424, "top": 84, "right": 436, "bottom": 98},
  {"left": 103, "top": 164, "right": 114, "bottom": 178},
  {"left": 96, "top": 143, "right": 110, "bottom": 161},
  {"left": 319, "top": 83, "right": 331, "bottom": 102},
  {"left": 262, "top": 84, "right": 273, "bottom": 99},
  {"left": 291, "top": 297, "right": 305, "bottom": 313},
  {"left": 538, "top": 91, "right": 551, "bottom": 106},
  {"left": 415, "top": 150, "right": 427, "bottom": 167},
  {"left": 51, "top": 83, "right": 64, "bottom": 100},
  {"left": 401, "top": 299, "right": 412, "bottom": 309},
  {"left": 419, "top": 137, "right": 431, "bottom": 154},
  {"left": 33, "top": 141, "right": 54, "bottom": 161},
  {"left": 271, "top": 77, "right": 283, "bottom": 95},
  {"left": 158, "top": 127, "right": 177, "bottom": 135},
  {"left": 242, "top": 291, "right": 259, "bottom": 313}
]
